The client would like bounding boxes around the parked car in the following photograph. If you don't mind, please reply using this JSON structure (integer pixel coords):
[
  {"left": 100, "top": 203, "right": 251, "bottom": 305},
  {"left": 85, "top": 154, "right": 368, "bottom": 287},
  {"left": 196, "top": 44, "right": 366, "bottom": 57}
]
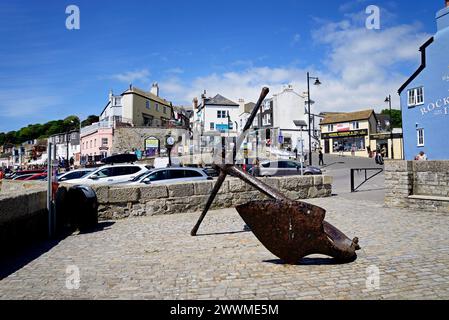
[
  {"left": 120, "top": 167, "right": 212, "bottom": 186},
  {"left": 57, "top": 168, "right": 95, "bottom": 182},
  {"left": 249, "top": 160, "right": 322, "bottom": 177},
  {"left": 23, "top": 172, "right": 48, "bottom": 181},
  {"left": 64, "top": 164, "right": 152, "bottom": 186},
  {"left": 13, "top": 173, "right": 39, "bottom": 180},
  {"left": 6, "top": 170, "right": 45, "bottom": 180}
]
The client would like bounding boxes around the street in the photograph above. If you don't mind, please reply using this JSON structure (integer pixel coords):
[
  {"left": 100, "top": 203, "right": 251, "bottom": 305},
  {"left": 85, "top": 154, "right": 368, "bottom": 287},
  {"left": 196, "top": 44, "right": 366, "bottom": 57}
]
[{"left": 1, "top": 155, "right": 449, "bottom": 300}]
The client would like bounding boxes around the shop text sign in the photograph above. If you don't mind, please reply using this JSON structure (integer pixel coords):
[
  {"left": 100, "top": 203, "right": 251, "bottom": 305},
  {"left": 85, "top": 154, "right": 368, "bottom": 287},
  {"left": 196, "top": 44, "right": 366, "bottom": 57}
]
[
  {"left": 420, "top": 95, "right": 449, "bottom": 117},
  {"left": 322, "top": 129, "right": 368, "bottom": 140}
]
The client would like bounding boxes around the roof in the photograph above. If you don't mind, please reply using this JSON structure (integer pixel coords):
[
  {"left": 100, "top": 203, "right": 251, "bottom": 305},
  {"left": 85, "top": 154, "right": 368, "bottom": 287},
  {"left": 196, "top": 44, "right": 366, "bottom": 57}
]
[
  {"left": 204, "top": 94, "right": 239, "bottom": 107},
  {"left": 124, "top": 86, "right": 172, "bottom": 106},
  {"left": 320, "top": 109, "right": 376, "bottom": 125},
  {"left": 398, "top": 37, "right": 434, "bottom": 95}
]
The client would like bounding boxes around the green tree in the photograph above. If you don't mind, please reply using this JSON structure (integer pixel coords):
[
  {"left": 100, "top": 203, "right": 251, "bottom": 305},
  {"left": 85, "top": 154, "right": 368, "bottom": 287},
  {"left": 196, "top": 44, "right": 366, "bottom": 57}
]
[
  {"left": 81, "top": 115, "right": 99, "bottom": 128},
  {"left": 381, "top": 109, "right": 402, "bottom": 128}
]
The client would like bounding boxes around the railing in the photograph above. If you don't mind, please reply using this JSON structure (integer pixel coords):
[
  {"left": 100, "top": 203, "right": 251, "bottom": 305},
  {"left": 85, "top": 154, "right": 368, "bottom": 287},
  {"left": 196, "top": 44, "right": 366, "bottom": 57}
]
[{"left": 350, "top": 168, "right": 384, "bottom": 192}]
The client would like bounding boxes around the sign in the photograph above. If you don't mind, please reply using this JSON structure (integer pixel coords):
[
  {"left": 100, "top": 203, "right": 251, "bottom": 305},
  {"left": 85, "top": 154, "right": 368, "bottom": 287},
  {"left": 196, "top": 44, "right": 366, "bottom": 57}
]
[
  {"left": 321, "top": 129, "right": 368, "bottom": 140},
  {"left": 99, "top": 146, "right": 109, "bottom": 151},
  {"left": 420, "top": 95, "right": 449, "bottom": 117},
  {"left": 145, "top": 137, "right": 160, "bottom": 149},
  {"left": 336, "top": 123, "right": 350, "bottom": 132},
  {"left": 370, "top": 133, "right": 403, "bottom": 140}
]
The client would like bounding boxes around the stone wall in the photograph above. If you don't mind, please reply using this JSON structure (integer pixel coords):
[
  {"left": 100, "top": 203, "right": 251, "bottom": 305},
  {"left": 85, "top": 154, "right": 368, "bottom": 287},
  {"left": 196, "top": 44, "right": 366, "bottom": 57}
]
[
  {"left": 112, "top": 127, "right": 188, "bottom": 155},
  {"left": 385, "top": 160, "right": 449, "bottom": 213},
  {"left": 0, "top": 190, "right": 48, "bottom": 254},
  {"left": 92, "top": 175, "right": 333, "bottom": 220},
  {"left": 0, "top": 180, "right": 46, "bottom": 195}
]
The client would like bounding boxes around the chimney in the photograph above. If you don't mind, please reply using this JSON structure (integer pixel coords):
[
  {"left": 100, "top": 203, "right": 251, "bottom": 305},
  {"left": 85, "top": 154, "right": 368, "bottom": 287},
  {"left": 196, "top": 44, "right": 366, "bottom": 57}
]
[
  {"left": 109, "top": 89, "right": 113, "bottom": 101},
  {"left": 193, "top": 97, "right": 198, "bottom": 109},
  {"left": 238, "top": 98, "right": 245, "bottom": 114},
  {"left": 437, "top": 0, "right": 449, "bottom": 31},
  {"left": 150, "top": 82, "right": 159, "bottom": 97}
]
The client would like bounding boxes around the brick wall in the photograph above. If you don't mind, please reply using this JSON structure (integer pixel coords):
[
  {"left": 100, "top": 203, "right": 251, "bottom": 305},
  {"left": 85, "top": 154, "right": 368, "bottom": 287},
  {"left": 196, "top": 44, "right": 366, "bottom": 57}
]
[{"left": 91, "top": 175, "right": 333, "bottom": 220}]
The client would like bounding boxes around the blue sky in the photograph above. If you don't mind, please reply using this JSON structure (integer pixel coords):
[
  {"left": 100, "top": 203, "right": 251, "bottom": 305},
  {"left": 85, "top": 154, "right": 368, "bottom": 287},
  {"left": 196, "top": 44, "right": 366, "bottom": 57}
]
[{"left": 0, "top": 0, "right": 444, "bottom": 132}]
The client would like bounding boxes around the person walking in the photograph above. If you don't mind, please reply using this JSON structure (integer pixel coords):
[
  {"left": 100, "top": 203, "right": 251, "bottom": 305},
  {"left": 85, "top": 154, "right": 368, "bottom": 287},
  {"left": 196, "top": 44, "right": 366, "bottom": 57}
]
[{"left": 319, "top": 148, "right": 324, "bottom": 166}]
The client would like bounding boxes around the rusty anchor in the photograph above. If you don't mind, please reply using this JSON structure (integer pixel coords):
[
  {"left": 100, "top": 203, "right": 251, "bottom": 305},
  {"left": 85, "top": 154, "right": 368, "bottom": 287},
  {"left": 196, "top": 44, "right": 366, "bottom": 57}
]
[{"left": 191, "top": 87, "right": 360, "bottom": 264}]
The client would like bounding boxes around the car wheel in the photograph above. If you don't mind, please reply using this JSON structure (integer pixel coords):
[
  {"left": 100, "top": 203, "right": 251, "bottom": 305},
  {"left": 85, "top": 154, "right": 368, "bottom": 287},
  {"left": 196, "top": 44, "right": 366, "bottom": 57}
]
[{"left": 304, "top": 172, "right": 312, "bottom": 176}]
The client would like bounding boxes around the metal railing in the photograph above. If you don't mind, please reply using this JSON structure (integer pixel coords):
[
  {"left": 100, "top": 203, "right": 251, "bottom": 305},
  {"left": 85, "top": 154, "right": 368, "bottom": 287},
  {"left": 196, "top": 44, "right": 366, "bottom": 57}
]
[{"left": 350, "top": 168, "right": 384, "bottom": 192}]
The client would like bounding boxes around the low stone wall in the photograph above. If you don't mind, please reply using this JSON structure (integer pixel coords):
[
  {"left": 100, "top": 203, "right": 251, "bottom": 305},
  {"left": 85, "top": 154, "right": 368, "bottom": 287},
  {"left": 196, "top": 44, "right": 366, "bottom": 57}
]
[
  {"left": 93, "top": 175, "right": 333, "bottom": 220},
  {"left": 0, "top": 190, "right": 48, "bottom": 254},
  {"left": 0, "top": 180, "right": 46, "bottom": 195},
  {"left": 385, "top": 160, "right": 449, "bottom": 213}
]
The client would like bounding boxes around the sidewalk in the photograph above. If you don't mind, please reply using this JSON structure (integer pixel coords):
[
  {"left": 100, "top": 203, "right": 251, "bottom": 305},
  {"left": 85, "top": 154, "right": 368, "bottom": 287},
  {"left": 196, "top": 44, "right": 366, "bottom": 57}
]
[{"left": 1, "top": 194, "right": 448, "bottom": 300}]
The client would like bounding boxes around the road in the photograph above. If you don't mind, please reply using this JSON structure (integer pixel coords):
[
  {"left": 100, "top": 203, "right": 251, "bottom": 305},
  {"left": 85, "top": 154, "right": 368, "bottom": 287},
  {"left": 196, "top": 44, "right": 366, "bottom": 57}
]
[{"left": 312, "top": 153, "right": 385, "bottom": 203}]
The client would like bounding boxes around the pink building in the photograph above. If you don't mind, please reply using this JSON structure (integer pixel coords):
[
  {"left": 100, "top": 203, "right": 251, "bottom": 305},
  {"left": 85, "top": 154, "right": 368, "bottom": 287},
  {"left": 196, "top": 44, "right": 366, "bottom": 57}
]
[{"left": 80, "top": 125, "right": 114, "bottom": 165}]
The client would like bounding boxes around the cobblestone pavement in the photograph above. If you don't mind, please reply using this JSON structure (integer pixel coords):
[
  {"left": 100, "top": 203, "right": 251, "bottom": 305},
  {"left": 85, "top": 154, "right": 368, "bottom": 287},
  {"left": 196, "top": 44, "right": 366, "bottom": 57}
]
[{"left": 1, "top": 196, "right": 449, "bottom": 300}]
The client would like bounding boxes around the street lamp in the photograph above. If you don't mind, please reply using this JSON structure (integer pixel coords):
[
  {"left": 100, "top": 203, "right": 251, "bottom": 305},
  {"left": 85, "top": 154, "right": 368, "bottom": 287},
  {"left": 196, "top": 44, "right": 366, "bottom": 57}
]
[
  {"left": 306, "top": 72, "right": 321, "bottom": 166},
  {"left": 384, "top": 95, "right": 394, "bottom": 160}
]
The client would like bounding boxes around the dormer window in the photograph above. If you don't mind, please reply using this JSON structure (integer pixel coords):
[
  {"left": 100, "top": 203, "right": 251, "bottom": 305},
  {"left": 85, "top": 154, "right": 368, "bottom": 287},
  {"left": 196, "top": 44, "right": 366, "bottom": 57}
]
[{"left": 408, "top": 87, "right": 424, "bottom": 107}]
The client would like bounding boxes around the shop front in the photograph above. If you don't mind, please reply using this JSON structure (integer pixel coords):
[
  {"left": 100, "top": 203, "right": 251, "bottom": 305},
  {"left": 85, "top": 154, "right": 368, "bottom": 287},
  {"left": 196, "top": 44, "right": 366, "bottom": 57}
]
[{"left": 321, "top": 129, "right": 370, "bottom": 157}]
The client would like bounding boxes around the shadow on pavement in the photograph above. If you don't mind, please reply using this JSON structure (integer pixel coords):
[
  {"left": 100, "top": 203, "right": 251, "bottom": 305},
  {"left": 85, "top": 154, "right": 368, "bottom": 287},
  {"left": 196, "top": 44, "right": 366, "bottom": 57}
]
[
  {"left": 0, "top": 221, "right": 115, "bottom": 280},
  {"left": 263, "top": 257, "right": 353, "bottom": 266},
  {"left": 196, "top": 230, "right": 251, "bottom": 237}
]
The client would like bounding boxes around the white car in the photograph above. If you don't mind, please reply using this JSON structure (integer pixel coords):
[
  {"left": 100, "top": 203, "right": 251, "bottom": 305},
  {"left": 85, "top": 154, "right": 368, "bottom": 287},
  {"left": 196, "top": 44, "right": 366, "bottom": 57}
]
[
  {"left": 64, "top": 164, "right": 152, "bottom": 186},
  {"left": 57, "top": 168, "right": 95, "bottom": 182},
  {"left": 120, "top": 167, "right": 212, "bottom": 186}
]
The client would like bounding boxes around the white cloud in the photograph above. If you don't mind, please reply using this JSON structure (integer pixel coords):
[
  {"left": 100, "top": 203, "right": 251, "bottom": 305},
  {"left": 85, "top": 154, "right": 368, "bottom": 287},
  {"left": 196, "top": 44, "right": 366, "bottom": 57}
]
[
  {"left": 110, "top": 69, "right": 150, "bottom": 84},
  {"left": 161, "top": 15, "right": 430, "bottom": 115}
]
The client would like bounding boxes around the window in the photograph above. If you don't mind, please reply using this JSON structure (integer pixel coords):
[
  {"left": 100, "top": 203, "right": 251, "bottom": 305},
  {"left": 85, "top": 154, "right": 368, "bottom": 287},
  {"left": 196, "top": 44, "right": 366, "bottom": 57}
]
[
  {"left": 155, "top": 103, "right": 159, "bottom": 112},
  {"left": 328, "top": 124, "right": 334, "bottom": 132},
  {"left": 217, "top": 110, "right": 228, "bottom": 118},
  {"left": 183, "top": 170, "right": 203, "bottom": 178},
  {"left": 96, "top": 168, "right": 113, "bottom": 178},
  {"left": 94, "top": 139, "right": 96, "bottom": 148},
  {"left": 417, "top": 128, "right": 425, "bottom": 147},
  {"left": 102, "top": 138, "right": 108, "bottom": 146},
  {"left": 112, "top": 166, "right": 141, "bottom": 177},
  {"left": 408, "top": 87, "right": 424, "bottom": 107},
  {"left": 353, "top": 121, "right": 359, "bottom": 129},
  {"left": 148, "top": 170, "right": 168, "bottom": 182},
  {"left": 263, "top": 114, "right": 271, "bottom": 126},
  {"left": 146, "top": 101, "right": 150, "bottom": 109},
  {"left": 163, "top": 106, "right": 167, "bottom": 114},
  {"left": 90, "top": 141, "right": 92, "bottom": 148},
  {"left": 210, "top": 122, "right": 215, "bottom": 130}
]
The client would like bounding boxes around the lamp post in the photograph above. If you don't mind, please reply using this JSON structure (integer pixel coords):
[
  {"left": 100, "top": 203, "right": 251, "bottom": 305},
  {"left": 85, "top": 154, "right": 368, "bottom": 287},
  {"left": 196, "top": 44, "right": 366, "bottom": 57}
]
[
  {"left": 385, "top": 95, "right": 394, "bottom": 160},
  {"left": 306, "top": 72, "right": 321, "bottom": 166}
]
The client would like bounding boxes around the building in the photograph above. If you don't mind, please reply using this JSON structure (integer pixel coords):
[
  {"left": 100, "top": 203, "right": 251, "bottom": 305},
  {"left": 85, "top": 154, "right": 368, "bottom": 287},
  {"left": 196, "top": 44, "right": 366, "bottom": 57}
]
[
  {"left": 81, "top": 84, "right": 178, "bottom": 163},
  {"left": 100, "top": 83, "right": 173, "bottom": 128},
  {"left": 398, "top": 0, "right": 449, "bottom": 160},
  {"left": 48, "top": 131, "right": 80, "bottom": 165},
  {"left": 320, "top": 109, "right": 403, "bottom": 159},
  {"left": 192, "top": 92, "right": 240, "bottom": 136}
]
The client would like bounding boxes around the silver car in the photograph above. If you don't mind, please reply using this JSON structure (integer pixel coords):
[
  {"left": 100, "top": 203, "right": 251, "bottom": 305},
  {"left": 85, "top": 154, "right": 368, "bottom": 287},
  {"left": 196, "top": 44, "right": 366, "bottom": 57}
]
[
  {"left": 120, "top": 167, "right": 212, "bottom": 186},
  {"left": 250, "top": 160, "right": 322, "bottom": 177}
]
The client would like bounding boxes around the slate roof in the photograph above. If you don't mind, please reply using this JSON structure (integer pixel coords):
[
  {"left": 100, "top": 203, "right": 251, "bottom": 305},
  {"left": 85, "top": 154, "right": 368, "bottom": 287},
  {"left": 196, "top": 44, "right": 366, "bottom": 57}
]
[
  {"left": 204, "top": 94, "right": 239, "bottom": 106},
  {"left": 320, "top": 109, "right": 375, "bottom": 125}
]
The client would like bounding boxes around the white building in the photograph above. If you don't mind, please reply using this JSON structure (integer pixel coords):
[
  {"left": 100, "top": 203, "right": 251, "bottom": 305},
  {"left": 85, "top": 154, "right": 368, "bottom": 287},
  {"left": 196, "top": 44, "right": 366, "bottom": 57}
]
[
  {"left": 193, "top": 92, "right": 240, "bottom": 136},
  {"left": 48, "top": 131, "right": 80, "bottom": 163}
]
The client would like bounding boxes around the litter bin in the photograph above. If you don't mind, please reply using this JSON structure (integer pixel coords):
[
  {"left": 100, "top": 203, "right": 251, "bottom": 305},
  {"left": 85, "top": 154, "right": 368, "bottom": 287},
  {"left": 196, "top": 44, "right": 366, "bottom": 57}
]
[
  {"left": 55, "top": 186, "right": 70, "bottom": 235},
  {"left": 67, "top": 185, "right": 99, "bottom": 231}
]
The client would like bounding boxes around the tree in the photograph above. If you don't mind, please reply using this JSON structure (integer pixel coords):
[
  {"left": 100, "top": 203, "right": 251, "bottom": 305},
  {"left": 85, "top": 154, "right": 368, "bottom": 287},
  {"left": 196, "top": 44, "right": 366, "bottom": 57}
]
[
  {"left": 81, "top": 115, "right": 99, "bottom": 128},
  {"left": 381, "top": 109, "right": 402, "bottom": 128}
]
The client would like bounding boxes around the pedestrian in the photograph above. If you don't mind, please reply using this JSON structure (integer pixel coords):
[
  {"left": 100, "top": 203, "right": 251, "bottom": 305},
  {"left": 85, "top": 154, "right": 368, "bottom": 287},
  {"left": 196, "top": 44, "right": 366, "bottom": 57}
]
[
  {"left": 252, "top": 158, "right": 260, "bottom": 177},
  {"left": 319, "top": 148, "right": 324, "bottom": 166},
  {"left": 416, "top": 151, "right": 428, "bottom": 161},
  {"left": 351, "top": 145, "right": 356, "bottom": 157}
]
